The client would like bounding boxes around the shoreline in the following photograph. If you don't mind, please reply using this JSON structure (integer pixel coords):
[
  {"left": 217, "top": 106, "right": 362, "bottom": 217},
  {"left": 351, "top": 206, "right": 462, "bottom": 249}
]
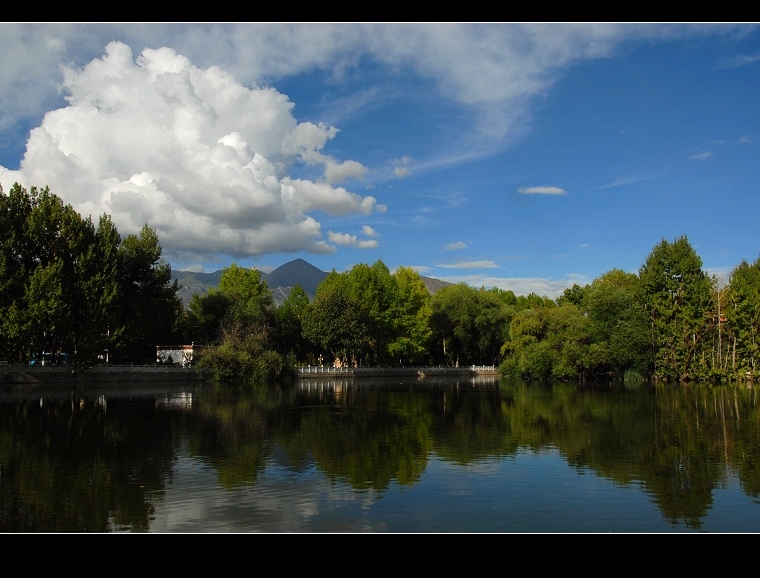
[
  {"left": 0, "top": 364, "right": 200, "bottom": 386},
  {"left": 0, "top": 363, "right": 499, "bottom": 385}
]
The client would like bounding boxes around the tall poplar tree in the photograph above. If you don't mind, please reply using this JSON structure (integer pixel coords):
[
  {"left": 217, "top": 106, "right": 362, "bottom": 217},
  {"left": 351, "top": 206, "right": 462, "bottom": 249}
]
[
  {"left": 272, "top": 284, "right": 311, "bottom": 362},
  {"left": 388, "top": 266, "right": 433, "bottom": 365},
  {"left": 114, "top": 224, "right": 182, "bottom": 363}
]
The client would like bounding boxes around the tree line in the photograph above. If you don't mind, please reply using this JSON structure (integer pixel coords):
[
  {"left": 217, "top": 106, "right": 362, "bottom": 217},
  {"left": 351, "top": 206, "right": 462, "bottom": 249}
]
[
  {"left": 3, "top": 182, "right": 759, "bottom": 384},
  {"left": 177, "top": 230, "right": 760, "bottom": 385}
]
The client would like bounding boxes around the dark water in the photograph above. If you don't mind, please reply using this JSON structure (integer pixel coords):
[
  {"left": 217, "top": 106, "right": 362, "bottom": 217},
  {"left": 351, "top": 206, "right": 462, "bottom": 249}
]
[{"left": 1, "top": 375, "right": 759, "bottom": 533}]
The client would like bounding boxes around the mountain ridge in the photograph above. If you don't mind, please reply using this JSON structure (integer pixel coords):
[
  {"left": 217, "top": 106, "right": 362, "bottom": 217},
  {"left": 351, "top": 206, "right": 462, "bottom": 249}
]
[{"left": 171, "top": 258, "right": 453, "bottom": 307}]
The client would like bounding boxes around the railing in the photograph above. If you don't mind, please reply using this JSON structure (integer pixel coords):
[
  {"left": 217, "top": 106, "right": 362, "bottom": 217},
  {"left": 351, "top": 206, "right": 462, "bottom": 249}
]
[{"left": 297, "top": 365, "right": 497, "bottom": 376}]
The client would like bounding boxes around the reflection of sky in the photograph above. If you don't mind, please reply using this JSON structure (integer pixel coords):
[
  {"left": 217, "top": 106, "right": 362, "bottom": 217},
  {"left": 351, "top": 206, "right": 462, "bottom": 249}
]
[
  {"left": 144, "top": 444, "right": 756, "bottom": 533},
  {"left": 147, "top": 454, "right": 382, "bottom": 533}
]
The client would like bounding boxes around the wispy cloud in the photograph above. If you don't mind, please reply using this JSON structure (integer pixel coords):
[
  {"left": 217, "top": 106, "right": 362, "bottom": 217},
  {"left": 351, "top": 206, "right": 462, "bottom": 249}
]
[
  {"left": 439, "top": 260, "right": 499, "bottom": 269},
  {"left": 517, "top": 185, "right": 566, "bottom": 195},
  {"left": 599, "top": 171, "right": 668, "bottom": 189},
  {"left": 717, "top": 51, "right": 760, "bottom": 69},
  {"left": 444, "top": 241, "right": 469, "bottom": 251},
  {"left": 690, "top": 151, "right": 713, "bottom": 162}
]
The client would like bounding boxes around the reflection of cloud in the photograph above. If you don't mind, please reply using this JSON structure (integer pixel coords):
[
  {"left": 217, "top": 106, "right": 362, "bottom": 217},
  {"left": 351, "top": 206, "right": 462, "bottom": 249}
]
[
  {"left": 517, "top": 185, "right": 566, "bottom": 195},
  {"left": 148, "top": 452, "right": 375, "bottom": 533}
]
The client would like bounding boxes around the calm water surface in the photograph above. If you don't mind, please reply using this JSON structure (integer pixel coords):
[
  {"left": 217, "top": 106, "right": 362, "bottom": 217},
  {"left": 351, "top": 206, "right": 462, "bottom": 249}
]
[{"left": 1, "top": 376, "right": 759, "bottom": 533}]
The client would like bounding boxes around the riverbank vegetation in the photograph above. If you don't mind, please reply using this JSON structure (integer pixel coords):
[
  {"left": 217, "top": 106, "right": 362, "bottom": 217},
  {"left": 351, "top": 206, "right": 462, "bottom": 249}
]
[{"left": 3, "top": 182, "right": 759, "bottom": 384}]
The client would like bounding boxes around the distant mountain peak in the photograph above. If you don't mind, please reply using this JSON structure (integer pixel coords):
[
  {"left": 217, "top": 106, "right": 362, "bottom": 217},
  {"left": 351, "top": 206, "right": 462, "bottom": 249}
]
[
  {"left": 264, "top": 259, "right": 329, "bottom": 299},
  {"left": 172, "top": 258, "right": 451, "bottom": 308}
]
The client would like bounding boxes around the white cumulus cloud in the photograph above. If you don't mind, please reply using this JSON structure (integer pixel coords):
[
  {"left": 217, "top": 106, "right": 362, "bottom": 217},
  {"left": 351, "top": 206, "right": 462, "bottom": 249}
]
[
  {"left": 0, "top": 41, "right": 377, "bottom": 265},
  {"left": 328, "top": 230, "right": 379, "bottom": 249}
]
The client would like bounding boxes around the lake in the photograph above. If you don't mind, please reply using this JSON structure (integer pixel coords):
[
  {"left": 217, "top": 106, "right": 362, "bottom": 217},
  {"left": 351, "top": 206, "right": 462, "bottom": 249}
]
[{"left": 1, "top": 375, "right": 759, "bottom": 533}]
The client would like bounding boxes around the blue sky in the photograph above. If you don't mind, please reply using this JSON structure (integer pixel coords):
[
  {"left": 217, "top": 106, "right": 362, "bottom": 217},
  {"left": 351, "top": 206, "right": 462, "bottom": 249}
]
[{"left": 1, "top": 23, "right": 758, "bottom": 298}]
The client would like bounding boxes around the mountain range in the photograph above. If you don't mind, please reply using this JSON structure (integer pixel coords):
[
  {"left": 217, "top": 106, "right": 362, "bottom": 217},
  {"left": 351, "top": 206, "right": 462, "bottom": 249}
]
[{"left": 171, "top": 258, "right": 453, "bottom": 308}]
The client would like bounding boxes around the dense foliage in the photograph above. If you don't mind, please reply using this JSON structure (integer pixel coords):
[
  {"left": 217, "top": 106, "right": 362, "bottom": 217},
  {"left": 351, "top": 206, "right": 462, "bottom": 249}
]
[{"left": 186, "top": 263, "right": 295, "bottom": 385}]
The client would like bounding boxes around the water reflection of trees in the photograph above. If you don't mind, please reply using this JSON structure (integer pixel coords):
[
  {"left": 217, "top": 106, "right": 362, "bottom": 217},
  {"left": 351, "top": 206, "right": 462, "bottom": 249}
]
[
  {"left": 0, "top": 389, "right": 178, "bottom": 532},
  {"left": 2, "top": 378, "right": 759, "bottom": 531},
  {"left": 497, "top": 380, "right": 760, "bottom": 529},
  {"left": 289, "top": 378, "right": 760, "bottom": 529}
]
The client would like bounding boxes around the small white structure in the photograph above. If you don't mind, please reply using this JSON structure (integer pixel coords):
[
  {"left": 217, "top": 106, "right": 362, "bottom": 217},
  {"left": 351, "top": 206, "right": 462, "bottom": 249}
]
[{"left": 156, "top": 344, "right": 197, "bottom": 367}]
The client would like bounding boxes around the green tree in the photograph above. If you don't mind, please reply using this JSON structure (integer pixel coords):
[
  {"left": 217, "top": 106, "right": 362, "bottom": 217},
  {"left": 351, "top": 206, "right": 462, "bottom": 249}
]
[
  {"left": 0, "top": 184, "right": 124, "bottom": 366},
  {"left": 583, "top": 269, "right": 651, "bottom": 379},
  {"left": 431, "top": 284, "right": 511, "bottom": 366},
  {"left": 638, "top": 236, "right": 713, "bottom": 381},
  {"left": 217, "top": 263, "right": 273, "bottom": 328},
  {"left": 544, "top": 303, "right": 590, "bottom": 380},
  {"left": 272, "top": 284, "right": 312, "bottom": 362},
  {"left": 0, "top": 184, "right": 55, "bottom": 360},
  {"left": 301, "top": 279, "right": 370, "bottom": 366},
  {"left": 473, "top": 288, "right": 513, "bottom": 365},
  {"left": 557, "top": 283, "right": 588, "bottom": 308},
  {"left": 1, "top": 183, "right": 186, "bottom": 367},
  {"left": 500, "top": 303, "right": 589, "bottom": 381},
  {"left": 500, "top": 307, "right": 552, "bottom": 379},
  {"left": 114, "top": 224, "right": 182, "bottom": 363},
  {"left": 189, "top": 263, "right": 296, "bottom": 384},
  {"left": 726, "top": 257, "right": 760, "bottom": 378},
  {"left": 344, "top": 261, "right": 396, "bottom": 364},
  {"left": 185, "top": 292, "right": 231, "bottom": 345},
  {"left": 387, "top": 266, "right": 433, "bottom": 365}
]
